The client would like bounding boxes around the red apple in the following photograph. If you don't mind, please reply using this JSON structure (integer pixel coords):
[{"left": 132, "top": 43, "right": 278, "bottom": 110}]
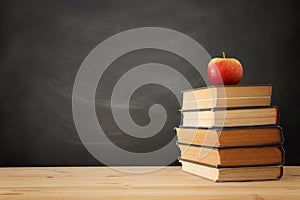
[{"left": 207, "top": 52, "right": 243, "bottom": 85}]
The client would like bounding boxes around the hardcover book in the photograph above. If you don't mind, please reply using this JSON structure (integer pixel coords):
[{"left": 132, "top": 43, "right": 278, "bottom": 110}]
[
  {"left": 179, "top": 160, "right": 283, "bottom": 182},
  {"left": 178, "top": 144, "right": 284, "bottom": 168},
  {"left": 176, "top": 126, "right": 283, "bottom": 148},
  {"left": 181, "top": 107, "right": 279, "bottom": 128},
  {"left": 182, "top": 85, "right": 272, "bottom": 110}
]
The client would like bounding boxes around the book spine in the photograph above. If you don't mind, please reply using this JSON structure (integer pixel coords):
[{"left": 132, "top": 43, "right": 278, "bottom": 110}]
[
  {"left": 279, "top": 146, "right": 286, "bottom": 166},
  {"left": 278, "top": 165, "right": 284, "bottom": 179},
  {"left": 275, "top": 106, "right": 280, "bottom": 124},
  {"left": 277, "top": 125, "right": 285, "bottom": 144}
]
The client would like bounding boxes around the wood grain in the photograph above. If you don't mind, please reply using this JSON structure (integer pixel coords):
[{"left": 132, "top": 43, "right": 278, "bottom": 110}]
[{"left": 0, "top": 166, "right": 299, "bottom": 200}]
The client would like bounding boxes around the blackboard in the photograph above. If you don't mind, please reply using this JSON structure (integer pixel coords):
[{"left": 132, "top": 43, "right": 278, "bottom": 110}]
[{"left": 0, "top": 0, "right": 299, "bottom": 166}]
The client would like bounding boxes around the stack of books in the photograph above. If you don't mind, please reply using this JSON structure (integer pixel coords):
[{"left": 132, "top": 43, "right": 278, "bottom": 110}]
[{"left": 176, "top": 85, "right": 284, "bottom": 182}]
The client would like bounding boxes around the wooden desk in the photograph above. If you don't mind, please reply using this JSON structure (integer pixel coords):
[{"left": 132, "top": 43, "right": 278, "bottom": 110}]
[{"left": 0, "top": 166, "right": 299, "bottom": 199}]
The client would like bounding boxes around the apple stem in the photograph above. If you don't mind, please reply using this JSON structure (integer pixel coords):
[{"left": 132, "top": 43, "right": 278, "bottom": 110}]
[{"left": 222, "top": 52, "right": 226, "bottom": 58}]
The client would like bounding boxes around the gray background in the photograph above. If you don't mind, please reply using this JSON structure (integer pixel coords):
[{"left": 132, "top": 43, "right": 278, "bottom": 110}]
[{"left": 0, "top": 0, "right": 299, "bottom": 166}]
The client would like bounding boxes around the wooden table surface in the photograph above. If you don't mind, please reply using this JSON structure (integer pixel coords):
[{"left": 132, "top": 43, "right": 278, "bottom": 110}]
[{"left": 0, "top": 166, "right": 299, "bottom": 200}]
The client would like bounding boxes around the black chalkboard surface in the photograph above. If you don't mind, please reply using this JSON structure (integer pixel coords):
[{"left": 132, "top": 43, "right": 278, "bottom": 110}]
[{"left": 0, "top": 0, "right": 299, "bottom": 166}]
